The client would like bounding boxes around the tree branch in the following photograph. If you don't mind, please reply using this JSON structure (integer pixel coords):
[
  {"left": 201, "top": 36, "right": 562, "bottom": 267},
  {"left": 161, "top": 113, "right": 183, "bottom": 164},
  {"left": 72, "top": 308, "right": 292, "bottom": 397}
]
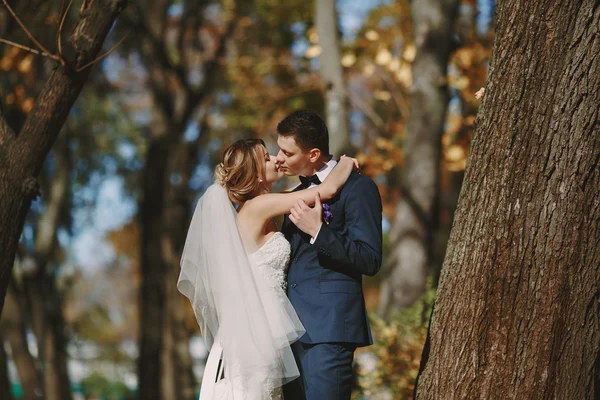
[
  {"left": 347, "top": 89, "right": 386, "bottom": 129},
  {"left": 0, "top": 38, "right": 56, "bottom": 58},
  {"left": 178, "top": 0, "right": 211, "bottom": 78},
  {"left": 135, "top": 14, "right": 187, "bottom": 85},
  {"left": 56, "top": 0, "right": 72, "bottom": 60},
  {"left": 16, "top": 0, "right": 128, "bottom": 176},
  {"left": 182, "top": 14, "right": 238, "bottom": 127},
  {"left": 75, "top": 31, "right": 129, "bottom": 72},
  {"left": 1, "top": 0, "right": 59, "bottom": 62}
]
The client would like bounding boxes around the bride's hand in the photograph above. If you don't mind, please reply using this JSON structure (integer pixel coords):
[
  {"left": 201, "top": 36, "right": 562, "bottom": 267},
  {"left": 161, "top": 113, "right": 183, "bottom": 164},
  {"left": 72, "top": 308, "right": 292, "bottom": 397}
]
[{"left": 340, "top": 154, "right": 361, "bottom": 173}]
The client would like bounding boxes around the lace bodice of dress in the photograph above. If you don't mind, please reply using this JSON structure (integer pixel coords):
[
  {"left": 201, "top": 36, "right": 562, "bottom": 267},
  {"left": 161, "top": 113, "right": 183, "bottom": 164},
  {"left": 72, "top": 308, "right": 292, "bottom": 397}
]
[{"left": 250, "top": 232, "right": 291, "bottom": 291}]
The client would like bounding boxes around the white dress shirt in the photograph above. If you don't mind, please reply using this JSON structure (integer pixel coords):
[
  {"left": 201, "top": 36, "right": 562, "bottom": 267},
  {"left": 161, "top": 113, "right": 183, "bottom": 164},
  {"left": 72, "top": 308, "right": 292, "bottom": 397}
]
[{"left": 308, "top": 157, "right": 337, "bottom": 243}]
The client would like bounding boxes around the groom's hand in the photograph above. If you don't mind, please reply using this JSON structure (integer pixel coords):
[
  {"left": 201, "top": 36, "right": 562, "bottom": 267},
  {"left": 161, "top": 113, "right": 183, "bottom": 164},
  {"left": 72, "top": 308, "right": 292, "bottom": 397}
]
[{"left": 289, "top": 193, "right": 323, "bottom": 239}]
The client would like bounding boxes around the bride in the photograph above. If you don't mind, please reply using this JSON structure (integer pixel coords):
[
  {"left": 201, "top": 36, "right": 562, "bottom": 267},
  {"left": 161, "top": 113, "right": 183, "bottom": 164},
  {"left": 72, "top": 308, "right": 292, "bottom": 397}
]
[{"left": 177, "top": 138, "right": 358, "bottom": 399}]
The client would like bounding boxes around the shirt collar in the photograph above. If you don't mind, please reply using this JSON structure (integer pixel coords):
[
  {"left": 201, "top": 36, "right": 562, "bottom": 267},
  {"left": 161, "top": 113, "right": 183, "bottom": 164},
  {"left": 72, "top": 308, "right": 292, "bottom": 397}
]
[{"left": 315, "top": 156, "right": 337, "bottom": 183}]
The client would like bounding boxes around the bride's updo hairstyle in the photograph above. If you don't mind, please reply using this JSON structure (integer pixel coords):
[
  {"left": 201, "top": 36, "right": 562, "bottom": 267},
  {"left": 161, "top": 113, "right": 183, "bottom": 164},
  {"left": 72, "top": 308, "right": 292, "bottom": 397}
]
[{"left": 215, "top": 138, "right": 268, "bottom": 204}]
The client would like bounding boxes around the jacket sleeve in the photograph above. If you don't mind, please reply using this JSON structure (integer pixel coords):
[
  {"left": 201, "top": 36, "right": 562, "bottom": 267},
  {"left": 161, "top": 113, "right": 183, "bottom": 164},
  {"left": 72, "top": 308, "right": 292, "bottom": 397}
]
[{"left": 312, "top": 177, "right": 383, "bottom": 276}]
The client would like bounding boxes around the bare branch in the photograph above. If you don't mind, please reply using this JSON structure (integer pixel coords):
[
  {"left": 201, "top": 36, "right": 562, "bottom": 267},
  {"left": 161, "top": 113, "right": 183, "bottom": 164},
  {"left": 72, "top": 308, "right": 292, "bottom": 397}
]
[
  {"left": 183, "top": 15, "right": 238, "bottom": 125},
  {"left": 75, "top": 31, "right": 129, "bottom": 72},
  {"left": 1, "top": 0, "right": 61, "bottom": 63},
  {"left": 178, "top": 0, "right": 211, "bottom": 78},
  {"left": 15, "top": 0, "right": 128, "bottom": 175},
  {"left": 0, "top": 38, "right": 56, "bottom": 58},
  {"left": 56, "top": 0, "right": 73, "bottom": 60},
  {"left": 347, "top": 89, "right": 386, "bottom": 129},
  {"left": 126, "top": 10, "right": 187, "bottom": 86}
]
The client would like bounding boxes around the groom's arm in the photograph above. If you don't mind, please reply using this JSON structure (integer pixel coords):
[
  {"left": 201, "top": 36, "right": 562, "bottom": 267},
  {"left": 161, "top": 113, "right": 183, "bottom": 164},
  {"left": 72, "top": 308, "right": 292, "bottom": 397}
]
[{"left": 312, "top": 177, "right": 382, "bottom": 276}]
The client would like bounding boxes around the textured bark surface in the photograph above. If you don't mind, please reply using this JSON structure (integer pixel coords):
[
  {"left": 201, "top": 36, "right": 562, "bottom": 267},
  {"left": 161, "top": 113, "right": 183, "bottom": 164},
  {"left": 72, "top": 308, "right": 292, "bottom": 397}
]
[
  {"left": 416, "top": 1, "right": 600, "bottom": 398},
  {"left": 0, "top": 0, "right": 128, "bottom": 316},
  {"left": 315, "top": 0, "right": 350, "bottom": 155},
  {"left": 379, "top": 0, "right": 459, "bottom": 316}
]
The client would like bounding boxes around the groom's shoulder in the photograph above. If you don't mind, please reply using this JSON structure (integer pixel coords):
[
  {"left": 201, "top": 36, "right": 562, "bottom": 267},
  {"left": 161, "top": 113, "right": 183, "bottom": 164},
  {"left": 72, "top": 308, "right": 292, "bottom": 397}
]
[{"left": 342, "top": 172, "right": 380, "bottom": 197}]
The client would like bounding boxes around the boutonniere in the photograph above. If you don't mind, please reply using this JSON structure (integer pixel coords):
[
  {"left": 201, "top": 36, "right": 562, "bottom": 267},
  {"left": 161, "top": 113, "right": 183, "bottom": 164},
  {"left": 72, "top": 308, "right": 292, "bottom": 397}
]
[{"left": 322, "top": 203, "right": 333, "bottom": 224}]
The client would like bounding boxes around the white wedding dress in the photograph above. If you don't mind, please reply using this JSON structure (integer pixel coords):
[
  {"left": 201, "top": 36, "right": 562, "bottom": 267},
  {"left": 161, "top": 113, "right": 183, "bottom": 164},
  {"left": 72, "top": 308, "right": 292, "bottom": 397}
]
[
  {"left": 178, "top": 184, "right": 303, "bottom": 400},
  {"left": 203, "top": 232, "right": 291, "bottom": 400}
]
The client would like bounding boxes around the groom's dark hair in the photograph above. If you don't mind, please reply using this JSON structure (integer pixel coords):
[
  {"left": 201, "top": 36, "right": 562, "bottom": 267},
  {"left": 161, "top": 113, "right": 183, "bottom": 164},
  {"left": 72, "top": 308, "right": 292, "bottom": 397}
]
[{"left": 277, "top": 109, "right": 330, "bottom": 155}]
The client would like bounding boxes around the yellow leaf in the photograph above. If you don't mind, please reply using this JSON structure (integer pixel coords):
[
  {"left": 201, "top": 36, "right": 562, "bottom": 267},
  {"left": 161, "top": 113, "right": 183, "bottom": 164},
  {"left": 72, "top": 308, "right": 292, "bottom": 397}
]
[
  {"left": 341, "top": 53, "right": 357, "bottom": 67},
  {"left": 305, "top": 45, "right": 321, "bottom": 59},
  {"left": 365, "top": 30, "right": 379, "bottom": 41},
  {"left": 403, "top": 44, "right": 416, "bottom": 62},
  {"left": 375, "top": 48, "right": 392, "bottom": 65}
]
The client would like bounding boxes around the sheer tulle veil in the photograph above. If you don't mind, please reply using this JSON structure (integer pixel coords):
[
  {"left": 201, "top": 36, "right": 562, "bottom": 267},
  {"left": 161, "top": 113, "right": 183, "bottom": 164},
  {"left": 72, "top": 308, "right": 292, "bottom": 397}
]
[{"left": 177, "top": 183, "right": 305, "bottom": 391}]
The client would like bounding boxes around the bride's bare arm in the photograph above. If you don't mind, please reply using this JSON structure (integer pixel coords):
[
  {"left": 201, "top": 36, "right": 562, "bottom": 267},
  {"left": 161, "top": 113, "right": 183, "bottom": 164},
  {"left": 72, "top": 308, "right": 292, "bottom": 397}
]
[{"left": 245, "top": 156, "right": 358, "bottom": 221}]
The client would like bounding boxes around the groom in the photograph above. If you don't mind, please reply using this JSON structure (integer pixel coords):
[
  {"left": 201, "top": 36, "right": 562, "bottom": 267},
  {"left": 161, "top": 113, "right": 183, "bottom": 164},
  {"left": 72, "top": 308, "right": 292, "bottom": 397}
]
[{"left": 276, "top": 110, "right": 382, "bottom": 399}]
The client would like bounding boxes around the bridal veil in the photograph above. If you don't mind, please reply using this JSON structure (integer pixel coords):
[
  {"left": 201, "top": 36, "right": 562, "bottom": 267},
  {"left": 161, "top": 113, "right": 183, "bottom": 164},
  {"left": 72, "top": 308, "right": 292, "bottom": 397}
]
[{"left": 177, "top": 183, "right": 304, "bottom": 397}]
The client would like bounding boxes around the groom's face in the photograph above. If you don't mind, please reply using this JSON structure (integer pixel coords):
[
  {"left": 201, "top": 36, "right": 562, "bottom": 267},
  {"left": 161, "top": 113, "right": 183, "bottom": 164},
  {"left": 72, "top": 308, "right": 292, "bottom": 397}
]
[{"left": 276, "top": 135, "right": 313, "bottom": 177}]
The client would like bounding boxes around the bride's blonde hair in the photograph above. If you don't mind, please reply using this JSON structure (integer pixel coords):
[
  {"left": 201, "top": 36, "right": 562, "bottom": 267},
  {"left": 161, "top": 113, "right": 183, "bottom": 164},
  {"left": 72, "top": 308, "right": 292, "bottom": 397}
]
[{"left": 215, "top": 138, "right": 268, "bottom": 204}]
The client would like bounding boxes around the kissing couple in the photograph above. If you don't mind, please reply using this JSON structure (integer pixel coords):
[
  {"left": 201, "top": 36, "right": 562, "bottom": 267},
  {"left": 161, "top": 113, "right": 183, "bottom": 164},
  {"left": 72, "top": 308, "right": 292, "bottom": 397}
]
[{"left": 178, "top": 109, "right": 382, "bottom": 400}]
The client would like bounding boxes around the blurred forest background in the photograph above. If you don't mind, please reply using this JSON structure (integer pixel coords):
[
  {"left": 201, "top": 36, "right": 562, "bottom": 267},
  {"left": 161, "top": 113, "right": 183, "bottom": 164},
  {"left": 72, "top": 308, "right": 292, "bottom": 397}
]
[{"left": 0, "top": 0, "right": 496, "bottom": 398}]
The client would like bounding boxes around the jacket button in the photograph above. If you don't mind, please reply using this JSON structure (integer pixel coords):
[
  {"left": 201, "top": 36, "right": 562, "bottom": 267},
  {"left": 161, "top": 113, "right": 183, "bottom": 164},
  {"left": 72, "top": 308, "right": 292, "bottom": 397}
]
[{"left": 291, "top": 283, "right": 297, "bottom": 288}]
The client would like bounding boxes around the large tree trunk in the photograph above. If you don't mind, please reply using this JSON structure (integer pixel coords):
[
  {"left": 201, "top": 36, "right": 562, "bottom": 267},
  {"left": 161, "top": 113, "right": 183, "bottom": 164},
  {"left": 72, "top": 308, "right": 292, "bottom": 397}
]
[
  {"left": 416, "top": 1, "right": 600, "bottom": 398},
  {"left": 379, "top": 0, "right": 460, "bottom": 317},
  {"left": 1, "top": 284, "right": 40, "bottom": 400},
  {"left": 0, "top": 0, "right": 128, "bottom": 315},
  {"left": 315, "top": 0, "right": 351, "bottom": 156}
]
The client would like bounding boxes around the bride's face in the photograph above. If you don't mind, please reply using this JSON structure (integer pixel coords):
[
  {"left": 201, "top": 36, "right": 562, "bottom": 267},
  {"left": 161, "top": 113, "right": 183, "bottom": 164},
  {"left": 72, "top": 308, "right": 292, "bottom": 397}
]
[{"left": 263, "top": 148, "right": 284, "bottom": 184}]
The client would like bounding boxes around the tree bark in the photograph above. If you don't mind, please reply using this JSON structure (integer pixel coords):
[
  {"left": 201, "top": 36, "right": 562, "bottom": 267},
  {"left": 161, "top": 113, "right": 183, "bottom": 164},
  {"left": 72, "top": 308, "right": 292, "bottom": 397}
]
[
  {"left": 379, "top": 0, "right": 460, "bottom": 317},
  {"left": 315, "top": 0, "right": 351, "bottom": 156},
  {"left": 416, "top": 1, "right": 600, "bottom": 398},
  {"left": 1, "top": 284, "right": 40, "bottom": 400},
  {"left": 0, "top": 0, "right": 128, "bottom": 315}
]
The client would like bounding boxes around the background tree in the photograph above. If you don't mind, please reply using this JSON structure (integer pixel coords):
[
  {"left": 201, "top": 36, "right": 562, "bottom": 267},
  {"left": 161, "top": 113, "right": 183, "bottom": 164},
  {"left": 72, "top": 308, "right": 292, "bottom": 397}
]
[
  {"left": 0, "top": 333, "right": 12, "bottom": 400},
  {"left": 379, "top": 0, "right": 460, "bottom": 316},
  {"left": 1, "top": 2, "right": 129, "bottom": 399},
  {"left": 120, "top": 1, "right": 237, "bottom": 397},
  {"left": 315, "top": 0, "right": 351, "bottom": 155},
  {"left": 416, "top": 0, "right": 600, "bottom": 398},
  {"left": 0, "top": 283, "right": 37, "bottom": 399},
  {"left": 0, "top": 0, "right": 128, "bottom": 314}
]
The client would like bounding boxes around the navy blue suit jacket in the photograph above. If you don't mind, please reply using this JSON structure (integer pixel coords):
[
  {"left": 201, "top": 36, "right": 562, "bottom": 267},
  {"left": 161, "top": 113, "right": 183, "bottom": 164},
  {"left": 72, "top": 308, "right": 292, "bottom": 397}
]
[{"left": 283, "top": 172, "right": 382, "bottom": 347}]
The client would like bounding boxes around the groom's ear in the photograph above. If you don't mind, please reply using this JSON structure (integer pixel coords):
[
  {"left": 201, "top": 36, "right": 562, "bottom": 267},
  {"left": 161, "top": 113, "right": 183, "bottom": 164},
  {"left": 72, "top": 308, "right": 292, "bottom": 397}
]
[{"left": 308, "top": 148, "right": 321, "bottom": 162}]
